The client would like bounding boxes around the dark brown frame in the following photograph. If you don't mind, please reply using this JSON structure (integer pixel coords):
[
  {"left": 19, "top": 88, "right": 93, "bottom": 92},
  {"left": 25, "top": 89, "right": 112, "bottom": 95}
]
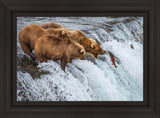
[{"left": 0, "top": 0, "right": 160, "bottom": 118}]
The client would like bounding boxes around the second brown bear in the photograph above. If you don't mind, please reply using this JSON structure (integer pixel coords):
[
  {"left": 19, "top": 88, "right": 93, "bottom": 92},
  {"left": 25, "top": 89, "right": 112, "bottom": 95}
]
[{"left": 34, "top": 35, "right": 86, "bottom": 71}]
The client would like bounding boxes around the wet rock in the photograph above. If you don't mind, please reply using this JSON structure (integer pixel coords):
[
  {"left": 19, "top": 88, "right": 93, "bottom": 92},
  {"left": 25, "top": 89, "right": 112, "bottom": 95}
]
[
  {"left": 106, "top": 28, "right": 113, "bottom": 33},
  {"left": 98, "top": 56, "right": 107, "bottom": 62},
  {"left": 130, "top": 44, "right": 134, "bottom": 49},
  {"left": 85, "top": 53, "right": 95, "bottom": 63},
  {"left": 17, "top": 55, "right": 50, "bottom": 79},
  {"left": 107, "top": 17, "right": 138, "bottom": 25}
]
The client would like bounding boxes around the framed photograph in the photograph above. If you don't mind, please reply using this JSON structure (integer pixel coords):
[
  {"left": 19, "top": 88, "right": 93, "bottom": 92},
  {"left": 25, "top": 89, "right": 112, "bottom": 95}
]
[
  {"left": 16, "top": 16, "right": 144, "bottom": 102},
  {"left": 0, "top": 0, "right": 160, "bottom": 118}
]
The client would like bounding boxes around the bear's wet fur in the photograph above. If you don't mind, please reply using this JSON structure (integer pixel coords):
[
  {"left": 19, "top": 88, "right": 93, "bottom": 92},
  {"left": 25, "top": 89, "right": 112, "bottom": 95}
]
[
  {"left": 40, "top": 23, "right": 105, "bottom": 58},
  {"left": 34, "top": 35, "right": 86, "bottom": 71},
  {"left": 18, "top": 24, "right": 68, "bottom": 59}
]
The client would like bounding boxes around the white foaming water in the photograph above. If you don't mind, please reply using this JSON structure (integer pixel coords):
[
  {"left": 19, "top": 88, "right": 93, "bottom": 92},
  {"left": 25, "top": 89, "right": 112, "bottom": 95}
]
[{"left": 17, "top": 17, "right": 143, "bottom": 101}]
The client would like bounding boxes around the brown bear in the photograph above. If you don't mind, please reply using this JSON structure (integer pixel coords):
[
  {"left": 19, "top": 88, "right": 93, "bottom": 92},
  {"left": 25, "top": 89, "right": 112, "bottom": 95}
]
[
  {"left": 40, "top": 22, "right": 63, "bottom": 29},
  {"left": 34, "top": 35, "right": 86, "bottom": 71},
  {"left": 40, "top": 23, "right": 105, "bottom": 58},
  {"left": 18, "top": 24, "right": 68, "bottom": 60}
]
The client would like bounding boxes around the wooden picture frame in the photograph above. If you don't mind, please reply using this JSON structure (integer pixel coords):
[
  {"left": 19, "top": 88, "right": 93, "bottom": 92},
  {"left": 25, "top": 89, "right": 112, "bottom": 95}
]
[{"left": 0, "top": 0, "right": 160, "bottom": 118}]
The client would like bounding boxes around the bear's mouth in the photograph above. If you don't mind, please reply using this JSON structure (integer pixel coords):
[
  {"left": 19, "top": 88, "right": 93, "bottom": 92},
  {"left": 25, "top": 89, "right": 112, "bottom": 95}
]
[
  {"left": 95, "top": 55, "right": 99, "bottom": 59},
  {"left": 80, "top": 56, "right": 86, "bottom": 60},
  {"left": 100, "top": 50, "right": 105, "bottom": 55},
  {"left": 92, "top": 54, "right": 98, "bottom": 58}
]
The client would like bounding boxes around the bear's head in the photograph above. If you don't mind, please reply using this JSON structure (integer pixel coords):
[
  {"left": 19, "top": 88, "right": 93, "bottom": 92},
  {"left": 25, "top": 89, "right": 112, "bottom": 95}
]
[
  {"left": 67, "top": 30, "right": 105, "bottom": 58},
  {"left": 45, "top": 28, "right": 69, "bottom": 40},
  {"left": 87, "top": 38, "right": 105, "bottom": 58},
  {"left": 67, "top": 39, "right": 86, "bottom": 60}
]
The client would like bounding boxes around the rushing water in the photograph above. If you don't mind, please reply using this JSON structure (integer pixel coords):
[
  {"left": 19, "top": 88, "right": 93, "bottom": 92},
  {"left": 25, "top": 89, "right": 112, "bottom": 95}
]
[{"left": 17, "top": 17, "right": 143, "bottom": 101}]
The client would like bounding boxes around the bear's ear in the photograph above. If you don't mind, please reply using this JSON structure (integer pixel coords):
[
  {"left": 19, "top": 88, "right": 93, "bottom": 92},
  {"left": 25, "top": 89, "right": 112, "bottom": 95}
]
[
  {"left": 61, "top": 31, "right": 65, "bottom": 36},
  {"left": 91, "top": 43, "right": 95, "bottom": 49},
  {"left": 80, "top": 49, "right": 84, "bottom": 54},
  {"left": 89, "top": 38, "right": 93, "bottom": 41}
]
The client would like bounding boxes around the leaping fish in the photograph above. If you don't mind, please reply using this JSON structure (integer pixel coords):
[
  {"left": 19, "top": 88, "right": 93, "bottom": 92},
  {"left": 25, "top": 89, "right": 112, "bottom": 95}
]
[{"left": 108, "top": 52, "right": 117, "bottom": 68}]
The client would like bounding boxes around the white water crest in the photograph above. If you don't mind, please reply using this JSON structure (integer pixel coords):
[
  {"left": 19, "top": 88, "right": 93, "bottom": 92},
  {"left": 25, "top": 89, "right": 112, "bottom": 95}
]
[{"left": 17, "top": 17, "right": 143, "bottom": 101}]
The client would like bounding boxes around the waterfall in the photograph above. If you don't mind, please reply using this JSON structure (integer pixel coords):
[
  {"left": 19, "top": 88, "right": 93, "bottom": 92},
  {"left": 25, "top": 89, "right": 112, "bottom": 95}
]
[{"left": 17, "top": 17, "right": 143, "bottom": 101}]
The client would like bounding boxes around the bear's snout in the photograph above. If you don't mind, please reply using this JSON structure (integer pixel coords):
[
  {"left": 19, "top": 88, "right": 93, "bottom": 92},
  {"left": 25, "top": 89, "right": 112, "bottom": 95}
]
[
  {"left": 101, "top": 49, "right": 105, "bottom": 55},
  {"left": 80, "top": 56, "right": 86, "bottom": 60}
]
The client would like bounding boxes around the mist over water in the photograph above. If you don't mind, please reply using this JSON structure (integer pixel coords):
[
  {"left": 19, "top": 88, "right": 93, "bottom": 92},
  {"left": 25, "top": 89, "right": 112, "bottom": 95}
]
[{"left": 17, "top": 17, "right": 143, "bottom": 101}]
